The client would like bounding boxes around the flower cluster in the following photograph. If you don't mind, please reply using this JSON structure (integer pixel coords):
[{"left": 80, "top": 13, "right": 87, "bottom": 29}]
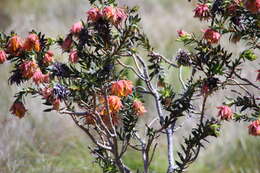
[{"left": 87, "top": 6, "right": 127, "bottom": 25}]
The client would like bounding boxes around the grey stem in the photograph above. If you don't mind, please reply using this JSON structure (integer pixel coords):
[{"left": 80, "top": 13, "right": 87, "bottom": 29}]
[{"left": 166, "top": 126, "right": 175, "bottom": 173}]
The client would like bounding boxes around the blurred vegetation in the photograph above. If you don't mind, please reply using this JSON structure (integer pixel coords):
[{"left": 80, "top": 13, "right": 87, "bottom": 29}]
[{"left": 0, "top": 0, "right": 259, "bottom": 173}]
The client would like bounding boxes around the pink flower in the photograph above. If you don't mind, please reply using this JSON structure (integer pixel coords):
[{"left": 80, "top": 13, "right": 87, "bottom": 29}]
[
  {"left": 61, "top": 35, "right": 73, "bottom": 52},
  {"left": 244, "top": 0, "right": 260, "bottom": 13},
  {"left": 32, "top": 69, "right": 49, "bottom": 85},
  {"left": 113, "top": 7, "right": 127, "bottom": 25},
  {"left": 43, "top": 51, "right": 54, "bottom": 65},
  {"left": 248, "top": 120, "right": 260, "bottom": 136},
  {"left": 87, "top": 7, "right": 101, "bottom": 22},
  {"left": 132, "top": 100, "right": 147, "bottom": 116},
  {"left": 256, "top": 70, "right": 260, "bottom": 81},
  {"left": 0, "top": 50, "right": 7, "bottom": 64},
  {"left": 217, "top": 106, "right": 233, "bottom": 121},
  {"left": 194, "top": 4, "right": 210, "bottom": 21},
  {"left": 70, "top": 21, "right": 83, "bottom": 34},
  {"left": 19, "top": 61, "right": 38, "bottom": 79},
  {"left": 69, "top": 50, "right": 79, "bottom": 63},
  {"left": 203, "top": 29, "right": 221, "bottom": 44},
  {"left": 103, "top": 6, "right": 116, "bottom": 20}
]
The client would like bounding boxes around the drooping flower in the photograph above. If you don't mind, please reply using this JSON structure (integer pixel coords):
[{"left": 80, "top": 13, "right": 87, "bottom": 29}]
[
  {"left": 69, "top": 50, "right": 79, "bottom": 63},
  {"left": 61, "top": 35, "right": 73, "bottom": 52},
  {"left": 9, "top": 101, "right": 27, "bottom": 118},
  {"left": 132, "top": 100, "right": 147, "bottom": 116},
  {"left": 0, "top": 50, "right": 7, "bottom": 64},
  {"left": 87, "top": 7, "right": 101, "bottom": 22},
  {"left": 70, "top": 21, "right": 83, "bottom": 34},
  {"left": 256, "top": 70, "right": 260, "bottom": 81},
  {"left": 194, "top": 4, "right": 210, "bottom": 21},
  {"left": 103, "top": 6, "right": 116, "bottom": 21},
  {"left": 52, "top": 98, "right": 61, "bottom": 111},
  {"left": 43, "top": 51, "right": 54, "bottom": 65},
  {"left": 248, "top": 120, "right": 260, "bottom": 136},
  {"left": 203, "top": 29, "right": 221, "bottom": 44},
  {"left": 23, "top": 33, "right": 41, "bottom": 52},
  {"left": 217, "top": 106, "right": 233, "bottom": 120},
  {"left": 244, "top": 0, "right": 260, "bottom": 13},
  {"left": 111, "top": 80, "right": 133, "bottom": 97},
  {"left": 7, "top": 35, "right": 22, "bottom": 55},
  {"left": 19, "top": 61, "right": 38, "bottom": 79},
  {"left": 32, "top": 69, "right": 49, "bottom": 85},
  {"left": 108, "top": 96, "right": 122, "bottom": 113},
  {"left": 113, "top": 7, "right": 127, "bottom": 25}
]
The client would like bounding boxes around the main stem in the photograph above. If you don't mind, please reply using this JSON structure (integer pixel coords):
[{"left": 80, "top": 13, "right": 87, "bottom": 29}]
[{"left": 166, "top": 126, "right": 175, "bottom": 173}]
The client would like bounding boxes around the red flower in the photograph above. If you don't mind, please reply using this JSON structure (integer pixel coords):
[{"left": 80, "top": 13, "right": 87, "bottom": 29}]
[
  {"left": 23, "top": 33, "right": 41, "bottom": 52},
  {"left": 203, "top": 29, "right": 221, "bottom": 44},
  {"left": 217, "top": 106, "right": 233, "bottom": 121},
  {"left": 43, "top": 51, "right": 54, "bottom": 65},
  {"left": 70, "top": 21, "right": 83, "bottom": 34},
  {"left": 132, "top": 100, "right": 147, "bottom": 116},
  {"left": 61, "top": 35, "right": 73, "bottom": 52},
  {"left": 194, "top": 4, "right": 210, "bottom": 21},
  {"left": 248, "top": 120, "right": 260, "bottom": 136},
  {"left": 256, "top": 70, "right": 260, "bottom": 81},
  {"left": 111, "top": 80, "right": 133, "bottom": 97},
  {"left": 244, "top": 0, "right": 260, "bottom": 13},
  {"left": 32, "top": 69, "right": 49, "bottom": 85},
  {"left": 52, "top": 98, "right": 61, "bottom": 111},
  {"left": 69, "top": 50, "right": 79, "bottom": 63},
  {"left": 19, "top": 61, "right": 38, "bottom": 79},
  {"left": 108, "top": 96, "right": 122, "bottom": 113},
  {"left": 87, "top": 7, "right": 101, "bottom": 22},
  {"left": 41, "top": 87, "right": 53, "bottom": 100},
  {"left": 7, "top": 35, "right": 22, "bottom": 55},
  {"left": 9, "top": 101, "right": 27, "bottom": 118},
  {"left": 0, "top": 50, "right": 7, "bottom": 64}
]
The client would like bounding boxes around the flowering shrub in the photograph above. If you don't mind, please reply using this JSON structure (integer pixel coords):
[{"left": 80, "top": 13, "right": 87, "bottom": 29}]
[{"left": 0, "top": 0, "right": 259, "bottom": 172}]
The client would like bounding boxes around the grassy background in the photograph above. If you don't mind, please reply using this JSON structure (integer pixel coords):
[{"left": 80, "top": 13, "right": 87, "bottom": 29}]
[{"left": 0, "top": 0, "right": 259, "bottom": 172}]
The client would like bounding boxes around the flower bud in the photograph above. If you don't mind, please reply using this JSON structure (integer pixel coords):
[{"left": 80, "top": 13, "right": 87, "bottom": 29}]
[{"left": 43, "top": 51, "right": 54, "bottom": 65}]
